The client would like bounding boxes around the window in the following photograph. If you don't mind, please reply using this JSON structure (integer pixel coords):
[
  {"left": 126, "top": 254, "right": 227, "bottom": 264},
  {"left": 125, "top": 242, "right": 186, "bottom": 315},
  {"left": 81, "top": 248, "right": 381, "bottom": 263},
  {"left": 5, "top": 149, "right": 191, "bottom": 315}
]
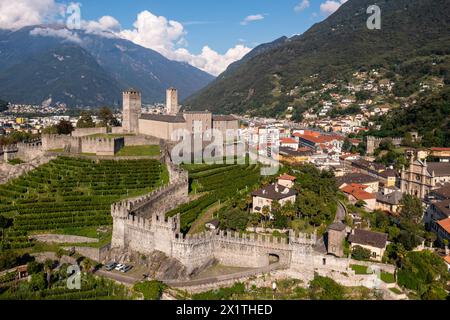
[{"left": 322, "top": 258, "right": 326, "bottom": 266}]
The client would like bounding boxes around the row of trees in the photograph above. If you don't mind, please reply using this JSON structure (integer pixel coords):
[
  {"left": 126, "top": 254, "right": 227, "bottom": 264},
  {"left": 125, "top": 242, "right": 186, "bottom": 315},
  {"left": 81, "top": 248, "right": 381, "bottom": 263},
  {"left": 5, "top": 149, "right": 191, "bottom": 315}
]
[{"left": 41, "top": 107, "right": 120, "bottom": 135}]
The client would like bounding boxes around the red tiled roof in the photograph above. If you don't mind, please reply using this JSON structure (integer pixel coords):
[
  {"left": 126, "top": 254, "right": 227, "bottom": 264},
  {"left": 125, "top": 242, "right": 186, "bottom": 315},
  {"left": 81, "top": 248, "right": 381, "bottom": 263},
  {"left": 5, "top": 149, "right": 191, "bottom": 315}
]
[
  {"left": 431, "top": 147, "right": 450, "bottom": 152},
  {"left": 278, "top": 174, "right": 296, "bottom": 181},
  {"left": 293, "top": 130, "right": 321, "bottom": 138},
  {"left": 280, "top": 138, "right": 298, "bottom": 144},
  {"left": 437, "top": 218, "right": 450, "bottom": 233},
  {"left": 341, "top": 184, "right": 375, "bottom": 201},
  {"left": 444, "top": 255, "right": 450, "bottom": 265}
]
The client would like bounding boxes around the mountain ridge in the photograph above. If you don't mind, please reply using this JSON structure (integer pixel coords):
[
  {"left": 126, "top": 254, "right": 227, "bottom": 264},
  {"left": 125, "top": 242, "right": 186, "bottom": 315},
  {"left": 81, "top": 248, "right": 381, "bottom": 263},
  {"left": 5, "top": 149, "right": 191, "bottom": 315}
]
[
  {"left": 184, "top": 0, "right": 450, "bottom": 116},
  {"left": 0, "top": 26, "right": 215, "bottom": 107}
]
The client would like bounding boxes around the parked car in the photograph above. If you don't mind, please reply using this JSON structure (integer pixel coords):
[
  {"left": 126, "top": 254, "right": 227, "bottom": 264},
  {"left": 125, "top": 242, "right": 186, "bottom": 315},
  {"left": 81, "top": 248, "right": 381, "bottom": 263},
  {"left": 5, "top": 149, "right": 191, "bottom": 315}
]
[
  {"left": 104, "top": 262, "right": 117, "bottom": 271},
  {"left": 115, "top": 263, "right": 125, "bottom": 271},
  {"left": 121, "top": 265, "right": 133, "bottom": 273}
]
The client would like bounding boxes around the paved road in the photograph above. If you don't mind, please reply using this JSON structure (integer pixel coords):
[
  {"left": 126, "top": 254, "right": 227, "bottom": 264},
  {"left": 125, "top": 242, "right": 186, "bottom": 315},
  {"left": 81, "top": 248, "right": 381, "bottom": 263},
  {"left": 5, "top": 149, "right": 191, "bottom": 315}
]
[
  {"left": 164, "top": 263, "right": 286, "bottom": 288},
  {"left": 335, "top": 200, "right": 347, "bottom": 223},
  {"left": 95, "top": 269, "right": 139, "bottom": 285}
]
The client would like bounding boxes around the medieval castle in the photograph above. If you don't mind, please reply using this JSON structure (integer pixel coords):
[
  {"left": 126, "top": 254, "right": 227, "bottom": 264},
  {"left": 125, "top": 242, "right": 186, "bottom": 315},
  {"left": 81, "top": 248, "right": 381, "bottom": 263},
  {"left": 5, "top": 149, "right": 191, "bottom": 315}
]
[{"left": 109, "top": 148, "right": 352, "bottom": 281}]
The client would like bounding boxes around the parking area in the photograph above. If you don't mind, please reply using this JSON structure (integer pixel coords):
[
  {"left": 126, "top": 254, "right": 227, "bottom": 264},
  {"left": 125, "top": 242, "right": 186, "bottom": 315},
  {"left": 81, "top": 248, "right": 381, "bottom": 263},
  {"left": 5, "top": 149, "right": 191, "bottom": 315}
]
[{"left": 96, "top": 262, "right": 149, "bottom": 285}]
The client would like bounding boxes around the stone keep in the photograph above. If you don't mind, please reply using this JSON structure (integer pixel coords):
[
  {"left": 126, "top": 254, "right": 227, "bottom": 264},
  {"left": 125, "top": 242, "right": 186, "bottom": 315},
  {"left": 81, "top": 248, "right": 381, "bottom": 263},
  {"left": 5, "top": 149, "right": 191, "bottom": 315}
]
[
  {"left": 123, "top": 89, "right": 142, "bottom": 134},
  {"left": 166, "top": 88, "right": 179, "bottom": 115}
]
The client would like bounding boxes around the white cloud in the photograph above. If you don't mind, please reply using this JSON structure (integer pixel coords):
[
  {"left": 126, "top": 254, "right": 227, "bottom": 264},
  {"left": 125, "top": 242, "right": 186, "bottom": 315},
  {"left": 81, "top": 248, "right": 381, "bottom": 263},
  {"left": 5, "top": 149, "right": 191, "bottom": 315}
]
[
  {"left": 171, "top": 45, "right": 251, "bottom": 76},
  {"left": 295, "top": 0, "right": 310, "bottom": 12},
  {"left": 120, "top": 10, "right": 251, "bottom": 76},
  {"left": 82, "top": 16, "right": 121, "bottom": 38},
  {"left": 240, "top": 14, "right": 265, "bottom": 26},
  {"left": 30, "top": 27, "right": 81, "bottom": 43},
  {"left": 320, "top": 0, "right": 348, "bottom": 16},
  {"left": 0, "top": 0, "right": 60, "bottom": 29},
  {"left": 119, "top": 10, "right": 186, "bottom": 58}
]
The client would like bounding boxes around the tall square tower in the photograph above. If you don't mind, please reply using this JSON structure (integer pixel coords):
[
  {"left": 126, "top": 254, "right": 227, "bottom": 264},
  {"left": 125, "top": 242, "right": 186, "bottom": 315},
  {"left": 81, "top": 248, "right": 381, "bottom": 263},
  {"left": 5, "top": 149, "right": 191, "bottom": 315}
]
[
  {"left": 122, "top": 89, "right": 141, "bottom": 134},
  {"left": 166, "top": 87, "right": 179, "bottom": 115}
]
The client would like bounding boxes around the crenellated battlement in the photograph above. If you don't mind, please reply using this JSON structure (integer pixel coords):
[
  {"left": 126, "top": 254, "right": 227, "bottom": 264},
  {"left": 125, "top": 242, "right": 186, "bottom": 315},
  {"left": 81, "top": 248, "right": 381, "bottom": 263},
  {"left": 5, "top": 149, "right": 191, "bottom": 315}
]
[{"left": 366, "top": 136, "right": 403, "bottom": 155}]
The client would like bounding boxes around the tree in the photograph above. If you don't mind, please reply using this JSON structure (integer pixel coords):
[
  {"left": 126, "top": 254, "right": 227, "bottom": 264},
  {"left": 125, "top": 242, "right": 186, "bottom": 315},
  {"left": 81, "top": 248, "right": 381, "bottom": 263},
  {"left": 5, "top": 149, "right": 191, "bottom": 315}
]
[
  {"left": 0, "top": 251, "right": 17, "bottom": 271},
  {"left": 76, "top": 112, "right": 95, "bottom": 128},
  {"left": 309, "top": 275, "right": 345, "bottom": 300},
  {"left": 261, "top": 206, "right": 271, "bottom": 228},
  {"left": 56, "top": 248, "right": 65, "bottom": 261},
  {"left": 220, "top": 208, "right": 249, "bottom": 231},
  {"left": 82, "top": 258, "right": 92, "bottom": 272},
  {"left": 397, "top": 251, "right": 449, "bottom": 299},
  {"left": 342, "top": 138, "right": 353, "bottom": 152},
  {"left": 97, "top": 106, "right": 119, "bottom": 127},
  {"left": 280, "top": 201, "right": 296, "bottom": 219},
  {"left": 44, "top": 259, "right": 54, "bottom": 288},
  {"left": 271, "top": 201, "right": 281, "bottom": 215},
  {"left": 249, "top": 213, "right": 260, "bottom": 231},
  {"left": 296, "top": 190, "right": 332, "bottom": 226},
  {"left": 27, "top": 261, "right": 43, "bottom": 275},
  {"left": 399, "top": 194, "right": 424, "bottom": 225},
  {"left": 55, "top": 120, "right": 74, "bottom": 135},
  {"left": 0, "top": 215, "right": 12, "bottom": 241},
  {"left": 351, "top": 245, "right": 372, "bottom": 261},
  {"left": 272, "top": 211, "right": 289, "bottom": 229},
  {"left": 29, "top": 273, "right": 47, "bottom": 291}
]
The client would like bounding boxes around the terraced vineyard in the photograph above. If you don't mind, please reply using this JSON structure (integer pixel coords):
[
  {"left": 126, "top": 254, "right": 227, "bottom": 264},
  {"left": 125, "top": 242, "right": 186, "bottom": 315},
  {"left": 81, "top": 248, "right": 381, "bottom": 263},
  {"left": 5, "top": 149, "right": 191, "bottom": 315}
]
[
  {"left": 167, "top": 163, "right": 262, "bottom": 233},
  {"left": 0, "top": 272, "right": 130, "bottom": 300},
  {"left": 0, "top": 157, "right": 166, "bottom": 249}
]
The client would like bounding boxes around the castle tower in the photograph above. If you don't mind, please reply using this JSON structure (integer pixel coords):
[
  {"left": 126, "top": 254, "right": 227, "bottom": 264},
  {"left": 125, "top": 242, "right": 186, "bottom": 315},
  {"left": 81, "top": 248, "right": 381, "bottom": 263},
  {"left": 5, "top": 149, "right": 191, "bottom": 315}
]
[
  {"left": 166, "top": 87, "right": 179, "bottom": 115},
  {"left": 122, "top": 89, "right": 142, "bottom": 134}
]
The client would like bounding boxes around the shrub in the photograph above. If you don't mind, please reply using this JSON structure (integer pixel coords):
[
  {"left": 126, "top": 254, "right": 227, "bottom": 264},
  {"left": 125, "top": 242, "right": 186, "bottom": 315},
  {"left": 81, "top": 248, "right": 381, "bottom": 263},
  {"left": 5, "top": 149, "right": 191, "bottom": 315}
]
[
  {"left": 309, "top": 275, "right": 345, "bottom": 300},
  {"left": 192, "top": 282, "right": 245, "bottom": 300},
  {"left": 397, "top": 251, "right": 449, "bottom": 299},
  {"left": 351, "top": 245, "right": 372, "bottom": 261},
  {"left": 134, "top": 281, "right": 165, "bottom": 300}
]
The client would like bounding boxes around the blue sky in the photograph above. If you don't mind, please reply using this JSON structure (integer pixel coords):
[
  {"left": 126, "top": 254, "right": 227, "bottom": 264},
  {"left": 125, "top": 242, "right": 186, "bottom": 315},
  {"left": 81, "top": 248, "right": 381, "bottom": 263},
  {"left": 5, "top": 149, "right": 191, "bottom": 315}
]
[
  {"left": 0, "top": 0, "right": 347, "bottom": 75},
  {"left": 75, "top": 0, "right": 327, "bottom": 53}
]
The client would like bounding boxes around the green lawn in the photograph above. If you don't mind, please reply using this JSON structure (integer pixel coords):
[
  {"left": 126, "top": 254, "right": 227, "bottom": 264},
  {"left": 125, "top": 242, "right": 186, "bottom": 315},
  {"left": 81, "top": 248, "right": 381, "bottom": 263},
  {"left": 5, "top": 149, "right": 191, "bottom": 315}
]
[
  {"left": 380, "top": 272, "right": 396, "bottom": 284},
  {"left": 116, "top": 145, "right": 160, "bottom": 157},
  {"left": 351, "top": 264, "right": 370, "bottom": 275}
]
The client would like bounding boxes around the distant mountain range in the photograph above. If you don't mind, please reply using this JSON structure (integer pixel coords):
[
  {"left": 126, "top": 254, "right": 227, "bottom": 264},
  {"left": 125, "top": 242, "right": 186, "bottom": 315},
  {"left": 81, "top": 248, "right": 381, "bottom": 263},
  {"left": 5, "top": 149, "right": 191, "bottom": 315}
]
[
  {"left": 0, "top": 26, "right": 214, "bottom": 107},
  {"left": 184, "top": 0, "right": 450, "bottom": 116}
]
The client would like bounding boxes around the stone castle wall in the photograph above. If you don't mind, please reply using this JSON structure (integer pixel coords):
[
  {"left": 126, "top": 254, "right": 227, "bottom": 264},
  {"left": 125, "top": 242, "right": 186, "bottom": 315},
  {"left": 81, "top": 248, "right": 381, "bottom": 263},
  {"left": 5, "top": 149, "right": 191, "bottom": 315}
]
[
  {"left": 124, "top": 135, "right": 161, "bottom": 146},
  {"left": 366, "top": 136, "right": 403, "bottom": 155},
  {"left": 16, "top": 141, "right": 44, "bottom": 161},
  {"left": 42, "top": 134, "right": 81, "bottom": 153},
  {"left": 80, "top": 137, "right": 124, "bottom": 156},
  {"left": 42, "top": 134, "right": 123, "bottom": 156},
  {"left": 71, "top": 127, "right": 107, "bottom": 137}
]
